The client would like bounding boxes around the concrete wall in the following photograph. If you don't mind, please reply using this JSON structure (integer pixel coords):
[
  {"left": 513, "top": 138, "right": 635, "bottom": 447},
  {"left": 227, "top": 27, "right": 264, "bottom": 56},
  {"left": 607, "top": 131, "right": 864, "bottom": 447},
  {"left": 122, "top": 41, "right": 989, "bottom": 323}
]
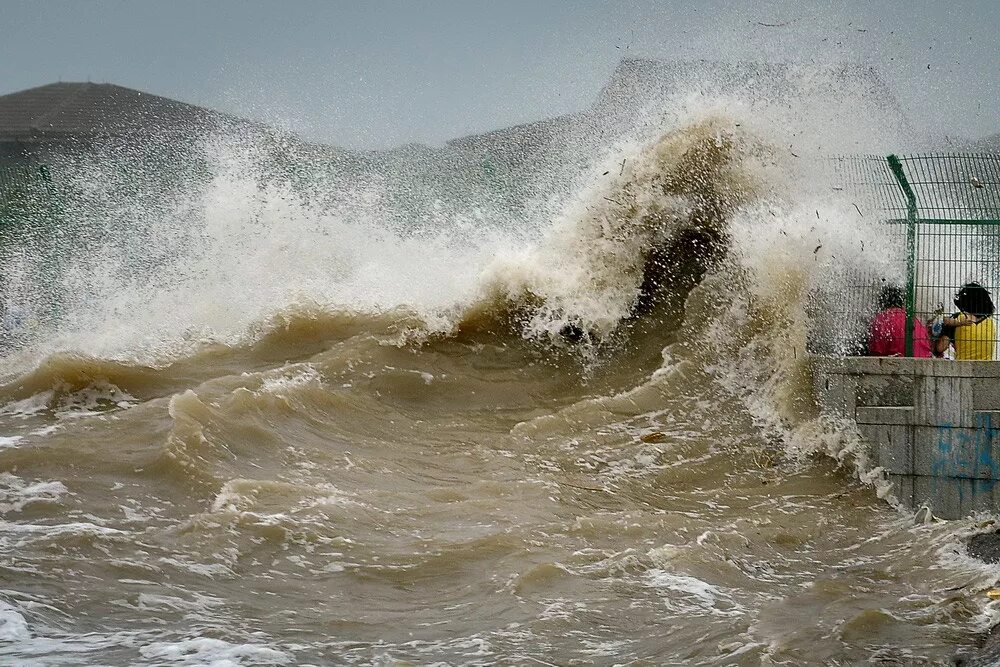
[{"left": 813, "top": 356, "right": 1000, "bottom": 519}]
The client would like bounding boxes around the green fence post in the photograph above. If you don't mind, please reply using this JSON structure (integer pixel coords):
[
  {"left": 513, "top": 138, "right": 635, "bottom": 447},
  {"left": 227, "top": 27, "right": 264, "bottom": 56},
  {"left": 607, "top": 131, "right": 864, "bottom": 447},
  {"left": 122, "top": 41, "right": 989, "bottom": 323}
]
[{"left": 887, "top": 154, "right": 918, "bottom": 357}]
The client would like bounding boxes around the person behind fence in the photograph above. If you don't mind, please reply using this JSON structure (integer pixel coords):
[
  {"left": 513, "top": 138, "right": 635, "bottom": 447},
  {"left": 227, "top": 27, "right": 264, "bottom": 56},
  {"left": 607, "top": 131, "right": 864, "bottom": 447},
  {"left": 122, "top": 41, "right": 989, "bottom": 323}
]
[
  {"left": 868, "top": 284, "right": 932, "bottom": 358},
  {"left": 934, "top": 282, "right": 996, "bottom": 360}
]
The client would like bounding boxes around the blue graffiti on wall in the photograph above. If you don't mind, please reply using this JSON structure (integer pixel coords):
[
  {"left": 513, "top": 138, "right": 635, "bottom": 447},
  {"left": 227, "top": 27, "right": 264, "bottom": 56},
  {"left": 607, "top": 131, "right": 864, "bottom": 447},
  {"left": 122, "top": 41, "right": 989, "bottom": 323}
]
[{"left": 931, "top": 413, "right": 998, "bottom": 502}]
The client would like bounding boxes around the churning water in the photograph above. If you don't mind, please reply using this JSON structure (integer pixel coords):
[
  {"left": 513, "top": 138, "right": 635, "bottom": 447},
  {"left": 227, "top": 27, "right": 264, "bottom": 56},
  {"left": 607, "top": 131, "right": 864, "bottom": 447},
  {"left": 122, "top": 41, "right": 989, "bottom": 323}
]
[{"left": 0, "top": 64, "right": 997, "bottom": 665}]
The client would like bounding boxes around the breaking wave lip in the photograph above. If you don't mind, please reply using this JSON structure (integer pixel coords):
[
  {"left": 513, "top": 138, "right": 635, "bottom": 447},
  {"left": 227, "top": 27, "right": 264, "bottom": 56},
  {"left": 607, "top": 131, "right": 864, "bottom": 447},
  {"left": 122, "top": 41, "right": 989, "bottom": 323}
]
[
  {"left": 457, "top": 116, "right": 759, "bottom": 344},
  {"left": 0, "top": 353, "right": 160, "bottom": 405},
  {"left": 0, "top": 599, "right": 31, "bottom": 643},
  {"left": 207, "top": 477, "right": 361, "bottom": 515}
]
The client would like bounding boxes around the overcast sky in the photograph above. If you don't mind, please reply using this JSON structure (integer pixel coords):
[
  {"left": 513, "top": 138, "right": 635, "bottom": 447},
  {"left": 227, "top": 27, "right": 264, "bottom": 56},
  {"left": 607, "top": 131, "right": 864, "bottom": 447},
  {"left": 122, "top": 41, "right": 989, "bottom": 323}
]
[{"left": 1, "top": 0, "right": 996, "bottom": 148}]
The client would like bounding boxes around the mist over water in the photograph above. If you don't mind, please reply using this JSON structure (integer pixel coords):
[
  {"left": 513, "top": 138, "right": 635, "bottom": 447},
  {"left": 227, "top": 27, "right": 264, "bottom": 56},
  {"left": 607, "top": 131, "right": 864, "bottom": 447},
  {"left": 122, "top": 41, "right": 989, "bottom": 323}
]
[{"left": 1, "top": 64, "right": 996, "bottom": 665}]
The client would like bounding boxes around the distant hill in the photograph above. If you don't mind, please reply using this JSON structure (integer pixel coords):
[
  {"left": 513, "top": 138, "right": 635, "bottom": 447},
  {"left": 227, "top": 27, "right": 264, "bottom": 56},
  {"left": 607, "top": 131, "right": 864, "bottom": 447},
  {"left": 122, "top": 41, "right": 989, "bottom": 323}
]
[
  {"left": 0, "top": 81, "right": 266, "bottom": 163},
  {"left": 592, "top": 58, "right": 910, "bottom": 126},
  {"left": 435, "top": 58, "right": 913, "bottom": 164},
  {"left": 2, "top": 59, "right": 915, "bottom": 164}
]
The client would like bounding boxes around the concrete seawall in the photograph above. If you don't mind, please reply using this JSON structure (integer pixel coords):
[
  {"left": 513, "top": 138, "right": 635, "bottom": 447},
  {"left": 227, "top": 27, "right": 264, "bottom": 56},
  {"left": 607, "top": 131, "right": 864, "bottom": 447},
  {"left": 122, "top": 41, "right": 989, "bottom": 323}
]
[{"left": 813, "top": 356, "right": 1000, "bottom": 519}]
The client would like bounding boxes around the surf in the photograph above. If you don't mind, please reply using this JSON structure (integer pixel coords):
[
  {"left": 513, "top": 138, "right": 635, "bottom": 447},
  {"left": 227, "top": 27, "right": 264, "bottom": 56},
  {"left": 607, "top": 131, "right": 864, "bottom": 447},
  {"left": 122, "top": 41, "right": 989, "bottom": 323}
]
[{"left": 1, "top": 62, "right": 992, "bottom": 665}]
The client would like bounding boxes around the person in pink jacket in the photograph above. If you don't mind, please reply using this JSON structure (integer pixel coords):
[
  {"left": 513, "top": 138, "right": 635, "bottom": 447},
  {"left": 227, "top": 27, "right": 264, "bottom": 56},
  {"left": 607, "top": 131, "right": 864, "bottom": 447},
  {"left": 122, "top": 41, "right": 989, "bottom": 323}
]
[{"left": 868, "top": 284, "right": 932, "bottom": 358}]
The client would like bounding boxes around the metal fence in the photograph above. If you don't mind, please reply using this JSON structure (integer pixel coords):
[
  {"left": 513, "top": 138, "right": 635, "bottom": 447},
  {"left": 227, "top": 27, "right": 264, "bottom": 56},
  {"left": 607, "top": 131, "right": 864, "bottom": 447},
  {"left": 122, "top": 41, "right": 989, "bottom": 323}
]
[{"left": 822, "top": 153, "right": 1000, "bottom": 360}]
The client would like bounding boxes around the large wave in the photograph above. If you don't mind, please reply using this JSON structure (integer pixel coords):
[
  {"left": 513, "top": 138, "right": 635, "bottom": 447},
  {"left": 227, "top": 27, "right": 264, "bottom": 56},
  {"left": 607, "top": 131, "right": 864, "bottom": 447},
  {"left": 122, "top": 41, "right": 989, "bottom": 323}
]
[
  {"left": 5, "top": 64, "right": 998, "bottom": 666},
  {"left": 0, "top": 63, "right": 911, "bottom": 428}
]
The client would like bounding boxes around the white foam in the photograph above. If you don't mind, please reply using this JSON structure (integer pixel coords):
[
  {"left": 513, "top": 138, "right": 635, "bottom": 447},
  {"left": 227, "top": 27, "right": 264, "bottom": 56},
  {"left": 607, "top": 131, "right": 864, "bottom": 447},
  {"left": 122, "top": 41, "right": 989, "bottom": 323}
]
[
  {"left": 644, "top": 569, "right": 720, "bottom": 605},
  {"left": 136, "top": 593, "right": 225, "bottom": 613},
  {"left": 0, "top": 600, "right": 31, "bottom": 642},
  {"left": 53, "top": 381, "right": 138, "bottom": 419},
  {"left": 139, "top": 637, "right": 292, "bottom": 666},
  {"left": 0, "top": 392, "right": 55, "bottom": 417},
  {"left": 0, "top": 63, "right": 909, "bottom": 376},
  {"left": 0, "top": 435, "right": 23, "bottom": 449},
  {"left": 158, "top": 557, "right": 235, "bottom": 579},
  {"left": 0, "top": 521, "right": 124, "bottom": 539},
  {"left": 254, "top": 365, "right": 323, "bottom": 398},
  {"left": 644, "top": 569, "right": 744, "bottom": 617},
  {"left": 0, "top": 474, "right": 69, "bottom": 515}
]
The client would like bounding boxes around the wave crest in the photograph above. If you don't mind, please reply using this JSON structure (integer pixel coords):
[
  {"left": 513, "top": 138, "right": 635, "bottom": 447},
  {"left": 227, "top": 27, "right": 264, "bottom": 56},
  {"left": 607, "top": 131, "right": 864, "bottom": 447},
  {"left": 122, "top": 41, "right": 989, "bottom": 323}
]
[{"left": 472, "top": 117, "right": 759, "bottom": 343}]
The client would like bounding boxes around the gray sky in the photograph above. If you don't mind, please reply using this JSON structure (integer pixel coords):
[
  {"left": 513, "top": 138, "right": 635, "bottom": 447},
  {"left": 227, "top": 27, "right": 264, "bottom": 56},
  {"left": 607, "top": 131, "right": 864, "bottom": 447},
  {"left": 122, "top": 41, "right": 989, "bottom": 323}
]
[{"left": 1, "top": 0, "right": 997, "bottom": 148}]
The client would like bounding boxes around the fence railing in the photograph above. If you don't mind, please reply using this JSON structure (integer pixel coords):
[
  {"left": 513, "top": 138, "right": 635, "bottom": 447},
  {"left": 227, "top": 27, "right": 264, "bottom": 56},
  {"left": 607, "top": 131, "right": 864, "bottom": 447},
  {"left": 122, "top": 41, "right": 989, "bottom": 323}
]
[
  {"left": 823, "top": 153, "right": 1000, "bottom": 360},
  {"left": 892, "top": 154, "right": 1000, "bottom": 359}
]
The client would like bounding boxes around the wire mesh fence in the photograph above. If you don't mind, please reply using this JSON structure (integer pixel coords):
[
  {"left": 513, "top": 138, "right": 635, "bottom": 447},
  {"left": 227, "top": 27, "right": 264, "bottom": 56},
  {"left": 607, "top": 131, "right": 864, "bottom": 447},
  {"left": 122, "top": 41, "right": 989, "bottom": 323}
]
[
  {"left": 817, "top": 153, "right": 1000, "bottom": 360},
  {"left": 895, "top": 154, "right": 1000, "bottom": 222},
  {"left": 902, "top": 154, "right": 1000, "bottom": 361},
  {"left": 808, "top": 156, "right": 910, "bottom": 355}
]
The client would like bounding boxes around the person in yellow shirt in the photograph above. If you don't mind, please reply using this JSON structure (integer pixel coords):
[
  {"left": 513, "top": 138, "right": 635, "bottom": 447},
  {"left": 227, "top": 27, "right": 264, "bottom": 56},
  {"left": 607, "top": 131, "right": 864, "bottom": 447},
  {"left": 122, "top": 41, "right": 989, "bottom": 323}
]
[
  {"left": 935, "top": 282, "right": 996, "bottom": 360},
  {"left": 952, "top": 313, "right": 995, "bottom": 360}
]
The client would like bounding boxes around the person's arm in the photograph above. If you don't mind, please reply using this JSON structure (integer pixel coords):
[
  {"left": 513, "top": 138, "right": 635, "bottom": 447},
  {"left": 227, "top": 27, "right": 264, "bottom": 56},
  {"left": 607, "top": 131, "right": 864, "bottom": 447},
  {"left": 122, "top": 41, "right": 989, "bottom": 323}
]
[{"left": 944, "top": 313, "right": 978, "bottom": 327}]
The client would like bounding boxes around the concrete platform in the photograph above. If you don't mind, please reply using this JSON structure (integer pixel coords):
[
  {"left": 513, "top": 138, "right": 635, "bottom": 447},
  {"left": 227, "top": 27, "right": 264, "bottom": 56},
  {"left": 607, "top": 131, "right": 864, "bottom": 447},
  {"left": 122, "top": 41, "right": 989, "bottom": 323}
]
[{"left": 813, "top": 356, "right": 1000, "bottom": 519}]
